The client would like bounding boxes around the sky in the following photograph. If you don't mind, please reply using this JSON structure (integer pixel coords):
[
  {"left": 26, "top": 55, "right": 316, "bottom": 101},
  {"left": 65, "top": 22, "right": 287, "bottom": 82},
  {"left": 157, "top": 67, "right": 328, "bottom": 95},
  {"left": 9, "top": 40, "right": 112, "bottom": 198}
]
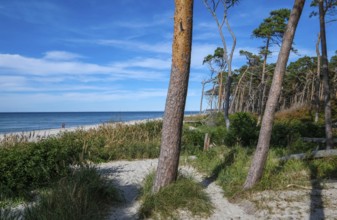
[{"left": 0, "top": 0, "right": 336, "bottom": 112}]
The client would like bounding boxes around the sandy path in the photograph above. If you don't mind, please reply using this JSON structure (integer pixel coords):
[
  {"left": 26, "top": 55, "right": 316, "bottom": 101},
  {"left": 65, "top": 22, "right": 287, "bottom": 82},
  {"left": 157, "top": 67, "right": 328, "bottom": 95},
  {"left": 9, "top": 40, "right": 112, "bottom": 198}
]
[{"left": 97, "top": 159, "right": 253, "bottom": 220}]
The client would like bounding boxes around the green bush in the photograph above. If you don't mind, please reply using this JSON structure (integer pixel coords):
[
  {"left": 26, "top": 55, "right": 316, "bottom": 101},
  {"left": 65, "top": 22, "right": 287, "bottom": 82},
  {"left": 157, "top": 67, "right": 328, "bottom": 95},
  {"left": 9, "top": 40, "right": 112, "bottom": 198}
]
[
  {"left": 224, "top": 112, "right": 258, "bottom": 147},
  {"left": 271, "top": 120, "right": 324, "bottom": 149},
  {"left": 181, "top": 128, "right": 204, "bottom": 154},
  {"left": 0, "top": 138, "right": 82, "bottom": 199}
]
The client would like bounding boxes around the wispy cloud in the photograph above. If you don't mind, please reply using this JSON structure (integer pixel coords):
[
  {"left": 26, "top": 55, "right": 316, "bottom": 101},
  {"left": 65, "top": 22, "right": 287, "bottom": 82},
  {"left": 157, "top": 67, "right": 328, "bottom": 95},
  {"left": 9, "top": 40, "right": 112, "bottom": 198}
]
[
  {"left": 43, "top": 51, "right": 84, "bottom": 61},
  {"left": 0, "top": 52, "right": 169, "bottom": 80},
  {"left": 96, "top": 39, "right": 172, "bottom": 54}
]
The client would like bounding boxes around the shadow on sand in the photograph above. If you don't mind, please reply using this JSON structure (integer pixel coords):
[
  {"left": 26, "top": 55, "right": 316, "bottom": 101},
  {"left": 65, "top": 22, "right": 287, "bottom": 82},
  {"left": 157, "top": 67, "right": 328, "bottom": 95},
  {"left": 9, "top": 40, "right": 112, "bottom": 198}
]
[{"left": 98, "top": 166, "right": 142, "bottom": 220}]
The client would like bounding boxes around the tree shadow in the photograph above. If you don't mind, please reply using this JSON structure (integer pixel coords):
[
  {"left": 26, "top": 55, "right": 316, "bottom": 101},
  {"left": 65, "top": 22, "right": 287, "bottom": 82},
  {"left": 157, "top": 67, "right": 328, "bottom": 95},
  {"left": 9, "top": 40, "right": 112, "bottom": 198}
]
[
  {"left": 201, "top": 148, "right": 237, "bottom": 187},
  {"left": 308, "top": 164, "right": 325, "bottom": 220},
  {"left": 98, "top": 165, "right": 143, "bottom": 220}
]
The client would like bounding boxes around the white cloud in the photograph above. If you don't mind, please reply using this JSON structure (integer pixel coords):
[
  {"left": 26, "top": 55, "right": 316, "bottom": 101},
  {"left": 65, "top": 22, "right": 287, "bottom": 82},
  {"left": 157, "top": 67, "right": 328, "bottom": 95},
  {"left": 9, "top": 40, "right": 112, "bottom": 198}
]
[
  {"left": 113, "top": 57, "right": 171, "bottom": 70},
  {"left": 44, "top": 51, "right": 84, "bottom": 61},
  {"left": 96, "top": 39, "right": 172, "bottom": 54},
  {"left": 0, "top": 53, "right": 169, "bottom": 81}
]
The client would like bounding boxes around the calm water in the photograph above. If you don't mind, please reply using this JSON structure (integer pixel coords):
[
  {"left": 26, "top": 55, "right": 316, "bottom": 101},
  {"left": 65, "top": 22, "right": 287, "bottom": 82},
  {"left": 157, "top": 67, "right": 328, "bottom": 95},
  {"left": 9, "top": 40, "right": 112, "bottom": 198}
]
[{"left": 0, "top": 112, "right": 198, "bottom": 134}]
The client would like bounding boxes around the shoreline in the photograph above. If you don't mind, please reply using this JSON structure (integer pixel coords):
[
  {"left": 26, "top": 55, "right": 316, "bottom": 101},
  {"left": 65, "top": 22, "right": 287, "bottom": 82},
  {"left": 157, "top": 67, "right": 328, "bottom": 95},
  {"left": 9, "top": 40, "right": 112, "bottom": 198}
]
[{"left": 0, "top": 117, "right": 163, "bottom": 143}]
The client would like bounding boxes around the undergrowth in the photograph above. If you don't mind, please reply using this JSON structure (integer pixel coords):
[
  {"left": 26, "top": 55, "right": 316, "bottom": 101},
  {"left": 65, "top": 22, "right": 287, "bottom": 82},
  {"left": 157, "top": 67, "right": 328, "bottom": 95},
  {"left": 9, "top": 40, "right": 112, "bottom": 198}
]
[
  {"left": 1, "top": 166, "right": 120, "bottom": 220},
  {"left": 139, "top": 172, "right": 213, "bottom": 219},
  {"left": 23, "top": 166, "right": 120, "bottom": 220},
  {"left": 190, "top": 145, "right": 337, "bottom": 201}
]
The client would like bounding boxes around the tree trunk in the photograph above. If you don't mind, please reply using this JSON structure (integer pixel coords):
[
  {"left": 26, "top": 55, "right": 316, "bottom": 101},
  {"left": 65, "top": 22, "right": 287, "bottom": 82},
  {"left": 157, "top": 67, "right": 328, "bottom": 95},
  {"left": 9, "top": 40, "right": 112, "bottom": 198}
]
[
  {"left": 243, "top": 0, "right": 305, "bottom": 190},
  {"left": 230, "top": 66, "right": 249, "bottom": 113},
  {"left": 218, "top": 72, "right": 223, "bottom": 111},
  {"left": 200, "top": 81, "right": 205, "bottom": 112},
  {"left": 224, "top": 75, "right": 232, "bottom": 128},
  {"left": 258, "top": 38, "right": 270, "bottom": 124},
  {"left": 319, "top": 0, "right": 334, "bottom": 150},
  {"left": 153, "top": 0, "right": 194, "bottom": 193},
  {"left": 315, "top": 33, "right": 321, "bottom": 123}
]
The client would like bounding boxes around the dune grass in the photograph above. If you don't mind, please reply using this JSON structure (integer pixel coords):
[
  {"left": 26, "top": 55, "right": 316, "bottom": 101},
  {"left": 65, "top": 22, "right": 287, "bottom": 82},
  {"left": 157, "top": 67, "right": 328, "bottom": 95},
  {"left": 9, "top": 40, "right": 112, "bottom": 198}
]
[
  {"left": 23, "top": 166, "right": 120, "bottom": 220},
  {"left": 139, "top": 172, "right": 213, "bottom": 219},
  {"left": 188, "top": 145, "right": 337, "bottom": 201}
]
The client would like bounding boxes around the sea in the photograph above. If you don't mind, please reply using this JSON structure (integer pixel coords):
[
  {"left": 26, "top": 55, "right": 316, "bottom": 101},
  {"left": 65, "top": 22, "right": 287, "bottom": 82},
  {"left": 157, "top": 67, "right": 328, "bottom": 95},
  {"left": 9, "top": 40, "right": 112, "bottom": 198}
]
[{"left": 0, "top": 111, "right": 199, "bottom": 134}]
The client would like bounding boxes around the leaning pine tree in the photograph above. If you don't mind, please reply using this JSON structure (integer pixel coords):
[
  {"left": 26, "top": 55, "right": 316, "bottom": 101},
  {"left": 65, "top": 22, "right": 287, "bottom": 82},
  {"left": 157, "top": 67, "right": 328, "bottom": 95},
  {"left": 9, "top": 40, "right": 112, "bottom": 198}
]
[
  {"left": 152, "top": 0, "right": 194, "bottom": 193},
  {"left": 243, "top": 0, "right": 306, "bottom": 190}
]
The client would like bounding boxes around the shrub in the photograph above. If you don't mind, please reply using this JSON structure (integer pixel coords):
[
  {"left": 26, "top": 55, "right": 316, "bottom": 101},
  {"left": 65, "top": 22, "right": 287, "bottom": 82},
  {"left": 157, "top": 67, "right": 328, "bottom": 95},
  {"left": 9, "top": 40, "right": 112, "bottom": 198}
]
[
  {"left": 224, "top": 112, "right": 258, "bottom": 147},
  {"left": 0, "top": 138, "right": 82, "bottom": 199},
  {"left": 270, "top": 120, "right": 324, "bottom": 150},
  {"left": 181, "top": 128, "right": 204, "bottom": 154}
]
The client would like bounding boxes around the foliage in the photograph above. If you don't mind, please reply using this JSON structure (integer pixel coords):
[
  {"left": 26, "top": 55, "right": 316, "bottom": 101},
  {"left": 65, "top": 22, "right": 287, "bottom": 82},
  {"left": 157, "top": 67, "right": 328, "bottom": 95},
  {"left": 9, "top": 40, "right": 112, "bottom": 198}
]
[
  {"left": 310, "top": 0, "right": 337, "bottom": 18},
  {"left": 181, "top": 127, "right": 205, "bottom": 154},
  {"left": 224, "top": 112, "right": 259, "bottom": 147},
  {"left": 188, "top": 147, "right": 230, "bottom": 176},
  {"left": 24, "top": 166, "right": 120, "bottom": 220},
  {"left": 0, "top": 121, "right": 162, "bottom": 201},
  {"left": 0, "top": 138, "right": 82, "bottom": 199},
  {"left": 139, "top": 172, "right": 213, "bottom": 219},
  {"left": 191, "top": 145, "right": 337, "bottom": 200},
  {"left": 271, "top": 120, "right": 324, "bottom": 149},
  {"left": 253, "top": 8, "right": 291, "bottom": 46},
  {"left": 58, "top": 120, "right": 162, "bottom": 162},
  {"left": 216, "top": 146, "right": 252, "bottom": 197}
]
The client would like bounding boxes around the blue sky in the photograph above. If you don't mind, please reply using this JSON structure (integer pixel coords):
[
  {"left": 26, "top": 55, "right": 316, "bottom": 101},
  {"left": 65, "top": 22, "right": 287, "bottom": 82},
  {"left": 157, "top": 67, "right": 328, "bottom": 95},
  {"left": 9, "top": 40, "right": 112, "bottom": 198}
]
[{"left": 0, "top": 0, "right": 336, "bottom": 112}]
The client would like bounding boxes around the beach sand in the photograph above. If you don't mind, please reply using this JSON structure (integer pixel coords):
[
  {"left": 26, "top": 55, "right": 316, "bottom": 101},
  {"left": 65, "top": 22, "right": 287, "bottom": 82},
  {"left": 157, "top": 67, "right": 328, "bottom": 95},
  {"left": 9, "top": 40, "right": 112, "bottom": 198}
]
[
  {"left": 99, "top": 159, "right": 337, "bottom": 220},
  {"left": 98, "top": 159, "right": 253, "bottom": 220}
]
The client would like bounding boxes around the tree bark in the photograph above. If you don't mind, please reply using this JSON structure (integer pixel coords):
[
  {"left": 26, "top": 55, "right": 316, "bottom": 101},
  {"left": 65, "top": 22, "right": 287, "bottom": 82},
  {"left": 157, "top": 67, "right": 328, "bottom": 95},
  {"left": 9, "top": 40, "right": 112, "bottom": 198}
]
[
  {"left": 319, "top": 0, "right": 334, "bottom": 150},
  {"left": 153, "top": 0, "right": 194, "bottom": 193},
  {"left": 230, "top": 66, "right": 249, "bottom": 113},
  {"left": 200, "top": 81, "right": 205, "bottom": 112},
  {"left": 243, "top": 0, "right": 305, "bottom": 190},
  {"left": 315, "top": 34, "right": 321, "bottom": 123},
  {"left": 258, "top": 38, "right": 270, "bottom": 125}
]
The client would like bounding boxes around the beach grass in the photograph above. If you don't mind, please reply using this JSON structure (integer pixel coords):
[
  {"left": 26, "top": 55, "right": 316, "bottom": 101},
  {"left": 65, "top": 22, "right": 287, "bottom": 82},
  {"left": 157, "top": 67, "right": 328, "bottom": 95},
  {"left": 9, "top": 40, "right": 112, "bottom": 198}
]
[
  {"left": 187, "top": 144, "right": 337, "bottom": 201},
  {"left": 23, "top": 166, "right": 120, "bottom": 220},
  {"left": 0, "top": 120, "right": 163, "bottom": 218},
  {"left": 139, "top": 172, "right": 213, "bottom": 219}
]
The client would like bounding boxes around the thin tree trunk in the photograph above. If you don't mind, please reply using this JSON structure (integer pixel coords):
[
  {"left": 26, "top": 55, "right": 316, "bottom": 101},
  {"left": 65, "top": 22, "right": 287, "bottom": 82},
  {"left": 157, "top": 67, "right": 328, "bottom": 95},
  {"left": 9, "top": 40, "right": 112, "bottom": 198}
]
[
  {"left": 223, "top": 16, "right": 236, "bottom": 129},
  {"left": 239, "top": 87, "right": 246, "bottom": 111},
  {"left": 200, "top": 81, "right": 205, "bottom": 113},
  {"left": 243, "top": 0, "right": 305, "bottom": 190},
  {"left": 218, "top": 72, "right": 223, "bottom": 111},
  {"left": 153, "top": 0, "right": 193, "bottom": 193},
  {"left": 224, "top": 75, "right": 232, "bottom": 128},
  {"left": 319, "top": 0, "right": 334, "bottom": 149},
  {"left": 230, "top": 66, "right": 249, "bottom": 113},
  {"left": 258, "top": 38, "right": 270, "bottom": 124},
  {"left": 315, "top": 33, "right": 321, "bottom": 123}
]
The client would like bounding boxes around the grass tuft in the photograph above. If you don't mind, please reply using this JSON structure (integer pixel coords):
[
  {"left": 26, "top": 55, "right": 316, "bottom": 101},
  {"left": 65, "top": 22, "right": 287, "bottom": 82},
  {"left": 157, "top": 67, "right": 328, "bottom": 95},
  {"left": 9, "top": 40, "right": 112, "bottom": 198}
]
[{"left": 139, "top": 172, "right": 213, "bottom": 219}]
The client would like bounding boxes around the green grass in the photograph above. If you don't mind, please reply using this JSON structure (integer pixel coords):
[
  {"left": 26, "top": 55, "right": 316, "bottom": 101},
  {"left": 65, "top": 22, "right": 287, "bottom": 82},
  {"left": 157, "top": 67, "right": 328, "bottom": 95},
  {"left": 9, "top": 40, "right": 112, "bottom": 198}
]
[
  {"left": 189, "top": 145, "right": 337, "bottom": 201},
  {"left": 139, "top": 172, "right": 214, "bottom": 219},
  {"left": 23, "top": 166, "right": 120, "bottom": 220},
  {"left": 57, "top": 120, "right": 162, "bottom": 162}
]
